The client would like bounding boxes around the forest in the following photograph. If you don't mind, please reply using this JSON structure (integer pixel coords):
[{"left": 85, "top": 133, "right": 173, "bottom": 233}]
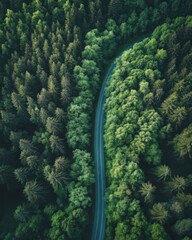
[
  {"left": 104, "top": 17, "right": 192, "bottom": 239},
  {"left": 0, "top": 0, "right": 192, "bottom": 239}
]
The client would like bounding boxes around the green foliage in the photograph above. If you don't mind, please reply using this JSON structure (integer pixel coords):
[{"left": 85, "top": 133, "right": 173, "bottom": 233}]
[
  {"left": 14, "top": 167, "right": 31, "bottom": 184},
  {"left": 44, "top": 156, "right": 69, "bottom": 193},
  {"left": 14, "top": 204, "right": 33, "bottom": 222},
  {"left": 69, "top": 185, "right": 91, "bottom": 208},
  {"left": 104, "top": 17, "right": 192, "bottom": 239},
  {"left": 49, "top": 210, "right": 66, "bottom": 240},
  {"left": 148, "top": 223, "right": 169, "bottom": 240},
  {"left": 140, "top": 182, "right": 156, "bottom": 203},
  {"left": 167, "top": 176, "right": 186, "bottom": 193},
  {"left": 50, "top": 135, "right": 65, "bottom": 155},
  {"left": 173, "top": 124, "right": 192, "bottom": 159},
  {"left": 71, "top": 149, "right": 95, "bottom": 186},
  {"left": 154, "top": 165, "right": 172, "bottom": 181},
  {"left": 0, "top": 0, "right": 192, "bottom": 238},
  {"left": 15, "top": 214, "right": 44, "bottom": 239},
  {"left": 24, "top": 180, "right": 47, "bottom": 203},
  {"left": 174, "top": 219, "right": 192, "bottom": 237},
  {"left": 150, "top": 203, "right": 169, "bottom": 224}
]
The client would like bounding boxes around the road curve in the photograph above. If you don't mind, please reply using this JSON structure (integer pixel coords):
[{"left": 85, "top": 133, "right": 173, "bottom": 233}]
[{"left": 92, "top": 36, "right": 149, "bottom": 240}]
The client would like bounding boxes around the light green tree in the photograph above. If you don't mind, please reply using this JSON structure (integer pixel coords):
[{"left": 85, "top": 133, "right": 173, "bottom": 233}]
[
  {"left": 140, "top": 181, "right": 156, "bottom": 203},
  {"left": 151, "top": 203, "right": 169, "bottom": 224},
  {"left": 154, "top": 165, "right": 171, "bottom": 181}
]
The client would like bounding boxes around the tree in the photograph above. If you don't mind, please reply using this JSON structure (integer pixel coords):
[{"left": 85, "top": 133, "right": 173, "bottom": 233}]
[
  {"left": 170, "top": 201, "right": 183, "bottom": 215},
  {"left": 159, "top": 2, "right": 168, "bottom": 17},
  {"left": 14, "top": 167, "right": 30, "bottom": 184},
  {"left": 160, "top": 93, "right": 177, "bottom": 116},
  {"left": 27, "top": 97, "right": 40, "bottom": 125},
  {"left": 46, "top": 117, "right": 63, "bottom": 135},
  {"left": 25, "top": 71, "right": 40, "bottom": 98},
  {"left": 9, "top": 131, "right": 27, "bottom": 149},
  {"left": 155, "top": 49, "right": 167, "bottom": 65},
  {"left": 108, "top": 0, "right": 123, "bottom": 20},
  {"left": 114, "top": 222, "right": 128, "bottom": 240},
  {"left": 140, "top": 182, "right": 156, "bottom": 203},
  {"left": 152, "top": 9, "right": 161, "bottom": 25},
  {"left": 169, "top": 107, "right": 187, "bottom": 128},
  {"left": 173, "top": 124, "right": 192, "bottom": 159},
  {"left": 69, "top": 185, "right": 91, "bottom": 208},
  {"left": 174, "top": 219, "right": 192, "bottom": 237},
  {"left": 26, "top": 155, "right": 38, "bottom": 169},
  {"left": 19, "top": 139, "right": 37, "bottom": 157},
  {"left": 167, "top": 176, "right": 186, "bottom": 193},
  {"left": 60, "top": 76, "right": 71, "bottom": 106},
  {"left": 43, "top": 39, "right": 50, "bottom": 60},
  {"left": 44, "top": 166, "right": 67, "bottom": 191},
  {"left": 11, "top": 91, "right": 25, "bottom": 112},
  {"left": 138, "top": 8, "right": 149, "bottom": 32},
  {"left": 49, "top": 210, "right": 66, "bottom": 240},
  {"left": 50, "top": 135, "right": 65, "bottom": 155},
  {"left": 14, "top": 204, "right": 32, "bottom": 222},
  {"left": 154, "top": 165, "right": 171, "bottom": 181},
  {"left": 150, "top": 203, "right": 169, "bottom": 224},
  {"left": 24, "top": 180, "right": 47, "bottom": 203},
  {"left": 15, "top": 214, "right": 43, "bottom": 239},
  {"left": 71, "top": 149, "right": 94, "bottom": 186},
  {"left": 48, "top": 75, "right": 60, "bottom": 100},
  {"left": 44, "top": 157, "right": 69, "bottom": 191},
  {"left": 54, "top": 156, "right": 69, "bottom": 172},
  {"left": 144, "top": 92, "right": 154, "bottom": 106},
  {"left": 65, "top": 217, "right": 83, "bottom": 239},
  {"left": 89, "top": 1, "right": 97, "bottom": 26},
  {"left": 40, "top": 108, "right": 48, "bottom": 125},
  {"left": 148, "top": 223, "right": 169, "bottom": 240},
  {"left": 144, "top": 143, "right": 162, "bottom": 165},
  {"left": 139, "top": 80, "right": 149, "bottom": 95},
  {"left": 177, "top": 192, "right": 192, "bottom": 207},
  {"left": 37, "top": 88, "right": 52, "bottom": 107}
]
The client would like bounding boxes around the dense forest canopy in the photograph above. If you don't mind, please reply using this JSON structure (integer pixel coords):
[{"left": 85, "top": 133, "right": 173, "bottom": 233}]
[
  {"left": 0, "top": 0, "right": 192, "bottom": 239},
  {"left": 104, "top": 17, "right": 192, "bottom": 239}
]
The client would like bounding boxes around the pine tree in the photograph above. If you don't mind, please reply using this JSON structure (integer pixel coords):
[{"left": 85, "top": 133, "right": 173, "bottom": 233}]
[
  {"left": 151, "top": 203, "right": 169, "bottom": 224},
  {"left": 37, "top": 88, "right": 52, "bottom": 108},
  {"left": 140, "top": 181, "right": 156, "bottom": 203},
  {"left": 167, "top": 176, "right": 186, "bottom": 193},
  {"left": 50, "top": 135, "right": 65, "bottom": 155},
  {"left": 108, "top": 0, "right": 123, "bottom": 20},
  {"left": 46, "top": 117, "right": 63, "bottom": 135},
  {"left": 43, "top": 39, "right": 50, "bottom": 60},
  {"left": 44, "top": 165, "right": 68, "bottom": 191},
  {"left": 14, "top": 204, "right": 33, "bottom": 222},
  {"left": 19, "top": 139, "right": 37, "bottom": 157},
  {"left": 26, "top": 155, "right": 38, "bottom": 169},
  {"left": 61, "top": 76, "right": 71, "bottom": 106},
  {"left": 24, "top": 180, "right": 47, "bottom": 203},
  {"left": 14, "top": 167, "right": 31, "bottom": 184},
  {"left": 154, "top": 165, "right": 171, "bottom": 181}
]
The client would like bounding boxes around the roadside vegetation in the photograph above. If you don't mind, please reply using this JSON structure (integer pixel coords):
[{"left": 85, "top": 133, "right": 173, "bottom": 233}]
[{"left": 104, "top": 16, "right": 192, "bottom": 239}]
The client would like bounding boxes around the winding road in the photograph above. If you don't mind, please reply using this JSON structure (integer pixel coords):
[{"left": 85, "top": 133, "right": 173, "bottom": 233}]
[{"left": 92, "top": 36, "right": 149, "bottom": 240}]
